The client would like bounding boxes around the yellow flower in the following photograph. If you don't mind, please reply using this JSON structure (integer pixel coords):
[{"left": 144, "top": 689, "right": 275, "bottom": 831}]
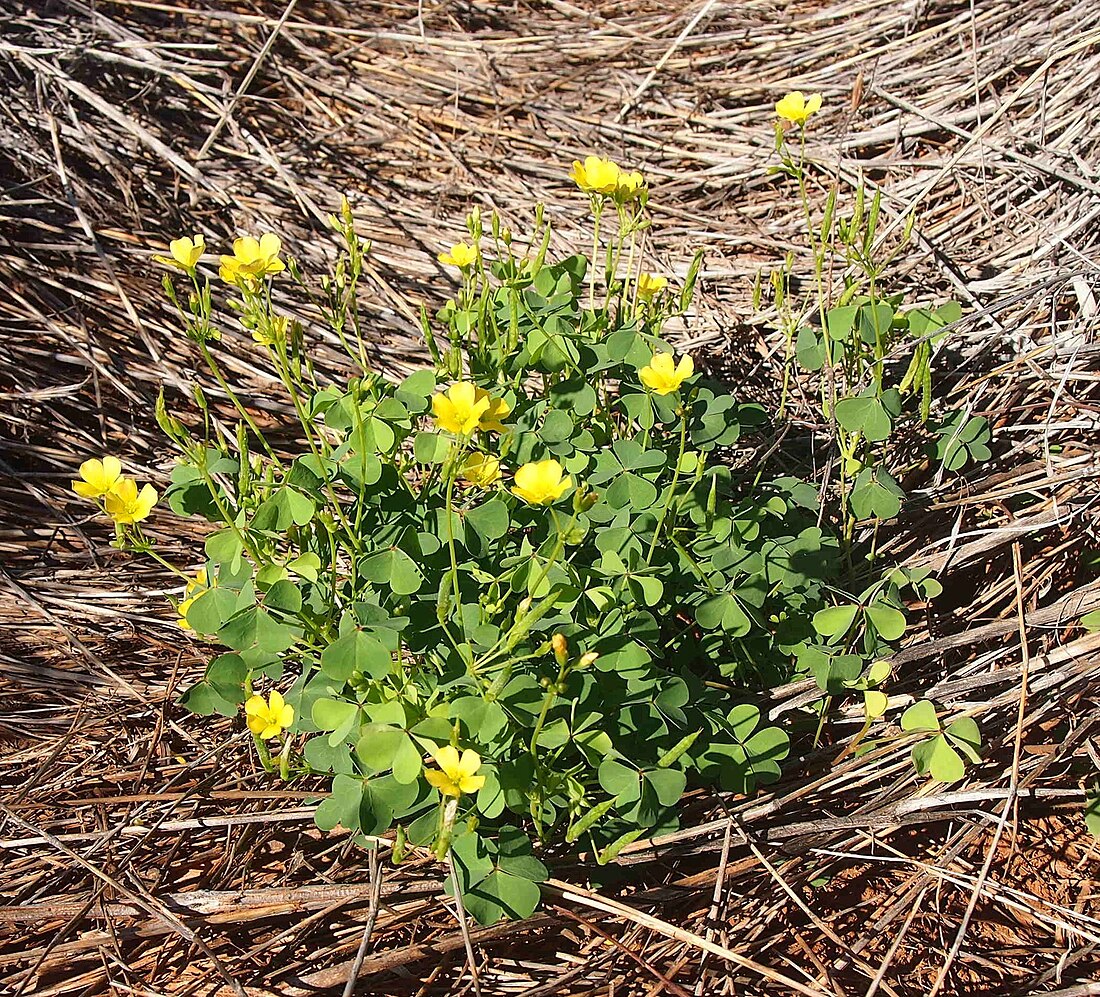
[
  {"left": 639, "top": 352, "right": 694, "bottom": 395},
  {"left": 636, "top": 273, "right": 668, "bottom": 300},
  {"left": 569, "top": 155, "right": 621, "bottom": 195},
  {"left": 438, "top": 242, "right": 479, "bottom": 269},
  {"left": 72, "top": 456, "right": 123, "bottom": 499},
  {"left": 154, "top": 235, "right": 206, "bottom": 270},
  {"left": 177, "top": 568, "right": 210, "bottom": 631},
  {"left": 424, "top": 745, "right": 485, "bottom": 797},
  {"left": 245, "top": 690, "right": 294, "bottom": 740},
  {"left": 103, "top": 478, "right": 158, "bottom": 524},
  {"left": 775, "top": 91, "right": 822, "bottom": 125},
  {"left": 511, "top": 459, "right": 572, "bottom": 505},
  {"left": 459, "top": 453, "right": 502, "bottom": 488},
  {"left": 219, "top": 233, "right": 285, "bottom": 285},
  {"left": 431, "top": 382, "right": 510, "bottom": 435},
  {"left": 615, "top": 170, "right": 646, "bottom": 203}
]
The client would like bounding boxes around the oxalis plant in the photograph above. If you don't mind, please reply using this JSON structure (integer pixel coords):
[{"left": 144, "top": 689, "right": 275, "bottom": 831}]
[{"left": 70, "top": 94, "right": 987, "bottom": 925}]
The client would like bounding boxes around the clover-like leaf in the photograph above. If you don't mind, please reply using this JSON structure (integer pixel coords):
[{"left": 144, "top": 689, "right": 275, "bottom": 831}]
[
  {"left": 864, "top": 690, "right": 889, "bottom": 720},
  {"left": 356, "top": 724, "right": 424, "bottom": 784},
  {"left": 849, "top": 466, "right": 904, "bottom": 521},
  {"left": 361, "top": 547, "right": 423, "bottom": 595},
  {"left": 900, "top": 699, "right": 940, "bottom": 733},
  {"left": 598, "top": 758, "right": 641, "bottom": 804},
  {"left": 912, "top": 734, "right": 965, "bottom": 783},
  {"left": 865, "top": 602, "right": 906, "bottom": 641},
  {"left": 834, "top": 392, "right": 893, "bottom": 443},
  {"left": 812, "top": 603, "right": 859, "bottom": 642},
  {"left": 933, "top": 411, "right": 992, "bottom": 471},
  {"left": 944, "top": 716, "right": 982, "bottom": 764},
  {"left": 321, "top": 629, "right": 392, "bottom": 682}
]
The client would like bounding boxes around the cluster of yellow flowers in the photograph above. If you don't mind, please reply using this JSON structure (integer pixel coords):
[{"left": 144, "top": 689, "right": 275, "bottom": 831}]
[
  {"left": 244, "top": 689, "right": 483, "bottom": 799},
  {"left": 72, "top": 457, "right": 158, "bottom": 525},
  {"left": 569, "top": 155, "right": 645, "bottom": 203},
  {"left": 428, "top": 355, "right": 691, "bottom": 506},
  {"left": 154, "top": 232, "right": 286, "bottom": 287}
]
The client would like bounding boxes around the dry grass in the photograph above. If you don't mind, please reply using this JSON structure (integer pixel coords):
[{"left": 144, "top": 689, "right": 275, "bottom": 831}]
[{"left": 2, "top": 0, "right": 1100, "bottom": 993}]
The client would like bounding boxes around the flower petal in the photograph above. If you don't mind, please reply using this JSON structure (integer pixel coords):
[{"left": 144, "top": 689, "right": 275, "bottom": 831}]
[
  {"left": 459, "top": 774, "right": 486, "bottom": 793},
  {"left": 434, "top": 744, "right": 461, "bottom": 777},
  {"left": 258, "top": 232, "right": 282, "bottom": 258},
  {"left": 457, "top": 749, "right": 482, "bottom": 778}
]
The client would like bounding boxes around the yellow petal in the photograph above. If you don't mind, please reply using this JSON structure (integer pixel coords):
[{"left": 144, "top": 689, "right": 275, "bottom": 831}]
[
  {"left": 134, "top": 484, "right": 158, "bottom": 521},
  {"left": 432, "top": 393, "right": 456, "bottom": 428},
  {"left": 459, "top": 774, "right": 486, "bottom": 793},
  {"left": 434, "top": 744, "right": 461, "bottom": 777},
  {"left": 650, "top": 352, "right": 675, "bottom": 376},
  {"left": 244, "top": 695, "right": 267, "bottom": 717},
  {"left": 258, "top": 232, "right": 282, "bottom": 258},
  {"left": 425, "top": 769, "right": 459, "bottom": 796},
  {"left": 233, "top": 236, "right": 260, "bottom": 263},
  {"left": 448, "top": 382, "right": 477, "bottom": 411},
  {"left": 457, "top": 749, "right": 482, "bottom": 778},
  {"left": 170, "top": 237, "right": 198, "bottom": 267}
]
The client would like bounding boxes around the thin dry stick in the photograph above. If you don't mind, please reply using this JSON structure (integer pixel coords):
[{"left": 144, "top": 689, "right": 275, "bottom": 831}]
[
  {"left": 617, "top": 0, "right": 720, "bottom": 121},
  {"left": 547, "top": 879, "right": 832, "bottom": 996},
  {"left": 926, "top": 542, "right": 1033, "bottom": 996},
  {"left": 341, "top": 846, "right": 383, "bottom": 997},
  {"left": 865, "top": 886, "right": 929, "bottom": 997},
  {"left": 693, "top": 816, "right": 733, "bottom": 997},
  {"left": 447, "top": 848, "right": 482, "bottom": 997},
  {"left": 193, "top": 0, "right": 300, "bottom": 166}
]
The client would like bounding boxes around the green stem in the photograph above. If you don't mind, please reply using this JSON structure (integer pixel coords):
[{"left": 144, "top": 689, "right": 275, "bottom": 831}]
[
  {"left": 270, "top": 345, "right": 361, "bottom": 554},
  {"left": 647, "top": 409, "right": 689, "bottom": 563},
  {"left": 529, "top": 664, "right": 566, "bottom": 757},
  {"left": 622, "top": 223, "right": 638, "bottom": 314},
  {"left": 193, "top": 452, "right": 264, "bottom": 565},
  {"left": 444, "top": 443, "right": 468, "bottom": 643},
  {"left": 589, "top": 200, "right": 603, "bottom": 312},
  {"left": 128, "top": 536, "right": 191, "bottom": 582},
  {"left": 468, "top": 508, "right": 579, "bottom": 676},
  {"left": 198, "top": 342, "right": 282, "bottom": 471}
]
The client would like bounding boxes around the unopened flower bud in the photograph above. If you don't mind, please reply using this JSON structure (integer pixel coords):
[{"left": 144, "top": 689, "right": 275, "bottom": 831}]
[
  {"left": 552, "top": 633, "right": 568, "bottom": 666},
  {"left": 577, "top": 651, "right": 599, "bottom": 669},
  {"left": 573, "top": 486, "right": 598, "bottom": 513}
]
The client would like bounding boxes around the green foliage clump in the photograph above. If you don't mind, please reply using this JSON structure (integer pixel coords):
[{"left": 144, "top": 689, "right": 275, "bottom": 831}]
[{"left": 75, "top": 106, "right": 996, "bottom": 924}]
